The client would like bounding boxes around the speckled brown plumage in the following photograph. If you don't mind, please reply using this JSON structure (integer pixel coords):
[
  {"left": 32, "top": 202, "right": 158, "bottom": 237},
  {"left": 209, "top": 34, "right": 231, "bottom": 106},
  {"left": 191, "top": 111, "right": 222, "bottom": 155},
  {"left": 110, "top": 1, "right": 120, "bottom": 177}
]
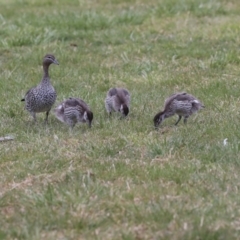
[{"left": 21, "top": 54, "right": 59, "bottom": 123}]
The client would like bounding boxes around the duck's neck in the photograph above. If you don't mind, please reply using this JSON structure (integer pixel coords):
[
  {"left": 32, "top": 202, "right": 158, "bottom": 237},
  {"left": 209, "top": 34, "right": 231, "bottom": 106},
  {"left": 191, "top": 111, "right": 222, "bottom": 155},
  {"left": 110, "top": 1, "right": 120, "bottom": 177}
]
[{"left": 43, "top": 63, "right": 50, "bottom": 79}]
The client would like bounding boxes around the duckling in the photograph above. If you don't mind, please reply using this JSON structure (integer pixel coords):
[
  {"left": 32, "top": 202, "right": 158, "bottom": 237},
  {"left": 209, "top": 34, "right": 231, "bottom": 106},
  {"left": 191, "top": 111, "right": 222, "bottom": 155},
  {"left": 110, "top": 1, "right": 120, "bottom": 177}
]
[
  {"left": 21, "top": 54, "right": 59, "bottom": 123},
  {"left": 154, "top": 92, "right": 204, "bottom": 127},
  {"left": 105, "top": 87, "right": 130, "bottom": 117},
  {"left": 54, "top": 97, "right": 93, "bottom": 129}
]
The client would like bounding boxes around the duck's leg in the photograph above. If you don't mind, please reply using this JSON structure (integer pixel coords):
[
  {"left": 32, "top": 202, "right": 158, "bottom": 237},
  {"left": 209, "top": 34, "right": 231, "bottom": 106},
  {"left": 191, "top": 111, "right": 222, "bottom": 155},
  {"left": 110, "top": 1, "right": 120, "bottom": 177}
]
[
  {"left": 175, "top": 115, "right": 182, "bottom": 125},
  {"left": 45, "top": 110, "right": 50, "bottom": 124}
]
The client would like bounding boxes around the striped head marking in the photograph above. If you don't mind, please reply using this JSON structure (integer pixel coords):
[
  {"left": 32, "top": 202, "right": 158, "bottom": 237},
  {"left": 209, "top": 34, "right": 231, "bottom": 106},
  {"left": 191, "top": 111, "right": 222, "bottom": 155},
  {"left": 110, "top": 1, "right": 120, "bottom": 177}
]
[
  {"left": 84, "top": 111, "right": 93, "bottom": 128},
  {"left": 193, "top": 100, "right": 199, "bottom": 104},
  {"left": 153, "top": 112, "right": 164, "bottom": 128},
  {"left": 120, "top": 104, "right": 129, "bottom": 116}
]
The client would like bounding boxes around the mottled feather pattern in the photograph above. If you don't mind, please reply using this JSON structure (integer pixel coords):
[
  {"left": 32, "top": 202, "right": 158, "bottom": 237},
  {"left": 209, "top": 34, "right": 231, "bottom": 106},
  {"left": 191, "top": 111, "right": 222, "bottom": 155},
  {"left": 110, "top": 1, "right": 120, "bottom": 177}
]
[
  {"left": 24, "top": 81, "right": 57, "bottom": 113},
  {"left": 55, "top": 98, "right": 93, "bottom": 128},
  {"left": 22, "top": 54, "right": 59, "bottom": 122}
]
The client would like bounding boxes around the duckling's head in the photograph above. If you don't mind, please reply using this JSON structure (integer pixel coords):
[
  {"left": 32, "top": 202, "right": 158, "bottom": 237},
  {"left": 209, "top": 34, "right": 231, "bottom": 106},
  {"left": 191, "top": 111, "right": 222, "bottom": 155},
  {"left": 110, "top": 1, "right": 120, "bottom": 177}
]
[
  {"left": 153, "top": 111, "right": 164, "bottom": 128},
  {"left": 84, "top": 111, "right": 93, "bottom": 128},
  {"left": 120, "top": 104, "right": 129, "bottom": 117}
]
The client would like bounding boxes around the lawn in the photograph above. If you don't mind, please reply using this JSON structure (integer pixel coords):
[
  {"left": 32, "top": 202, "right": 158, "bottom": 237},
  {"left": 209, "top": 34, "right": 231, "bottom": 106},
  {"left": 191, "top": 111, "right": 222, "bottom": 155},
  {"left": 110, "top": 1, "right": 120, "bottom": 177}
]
[{"left": 1, "top": 0, "right": 240, "bottom": 239}]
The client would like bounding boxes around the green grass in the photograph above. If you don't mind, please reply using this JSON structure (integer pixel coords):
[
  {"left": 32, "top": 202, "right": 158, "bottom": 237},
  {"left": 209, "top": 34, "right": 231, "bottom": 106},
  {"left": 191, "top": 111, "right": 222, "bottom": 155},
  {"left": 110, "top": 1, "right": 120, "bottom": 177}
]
[{"left": 1, "top": 0, "right": 240, "bottom": 239}]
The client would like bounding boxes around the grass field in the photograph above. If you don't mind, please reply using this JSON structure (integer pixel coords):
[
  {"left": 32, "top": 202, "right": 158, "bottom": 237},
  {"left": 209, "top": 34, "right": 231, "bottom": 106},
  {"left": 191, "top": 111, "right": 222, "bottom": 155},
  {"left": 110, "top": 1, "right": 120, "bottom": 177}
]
[{"left": 1, "top": 0, "right": 240, "bottom": 239}]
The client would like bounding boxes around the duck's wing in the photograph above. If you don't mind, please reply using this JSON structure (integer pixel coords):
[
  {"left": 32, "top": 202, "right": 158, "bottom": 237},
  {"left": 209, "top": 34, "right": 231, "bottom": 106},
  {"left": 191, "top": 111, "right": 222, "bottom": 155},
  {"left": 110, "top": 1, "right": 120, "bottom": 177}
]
[{"left": 107, "top": 88, "right": 118, "bottom": 97}]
